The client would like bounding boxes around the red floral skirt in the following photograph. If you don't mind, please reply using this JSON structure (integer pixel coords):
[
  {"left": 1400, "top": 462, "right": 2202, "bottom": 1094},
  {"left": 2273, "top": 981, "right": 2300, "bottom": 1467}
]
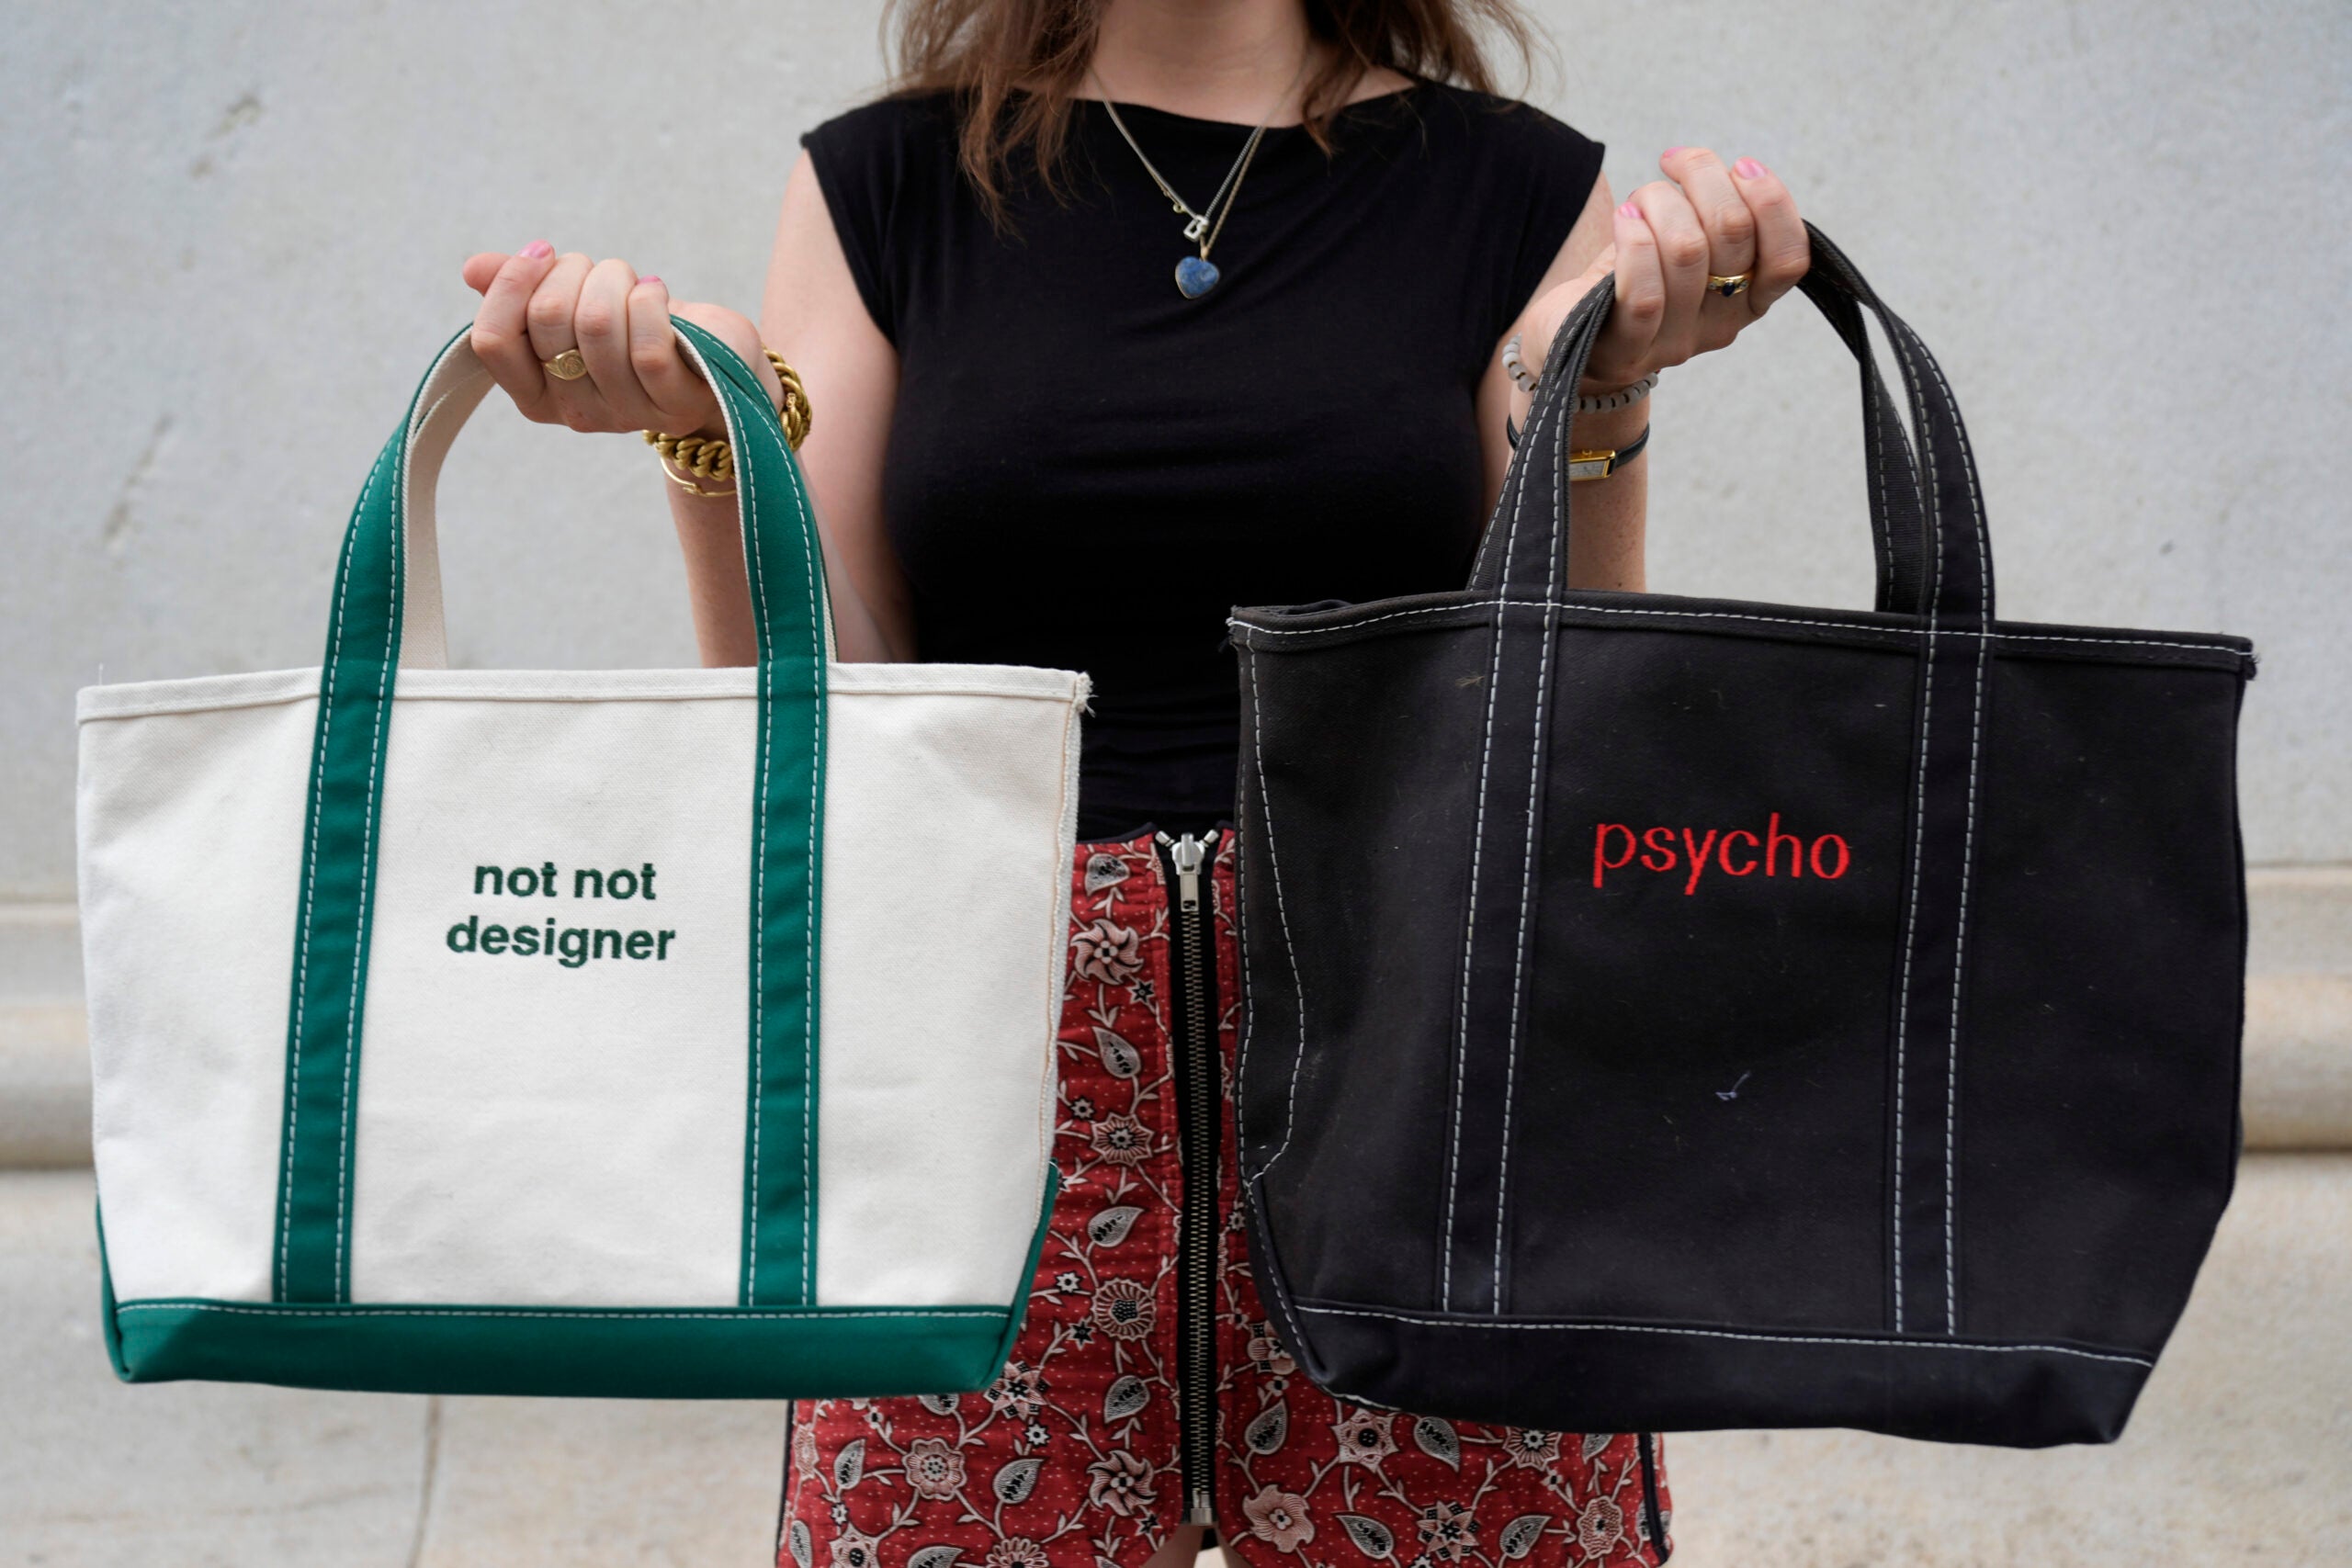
[{"left": 780, "top": 829, "right": 1672, "bottom": 1568}]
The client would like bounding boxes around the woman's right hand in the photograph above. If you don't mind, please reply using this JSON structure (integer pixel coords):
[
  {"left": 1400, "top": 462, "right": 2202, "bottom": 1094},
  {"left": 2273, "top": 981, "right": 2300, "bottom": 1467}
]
[{"left": 460, "top": 241, "right": 782, "bottom": 438}]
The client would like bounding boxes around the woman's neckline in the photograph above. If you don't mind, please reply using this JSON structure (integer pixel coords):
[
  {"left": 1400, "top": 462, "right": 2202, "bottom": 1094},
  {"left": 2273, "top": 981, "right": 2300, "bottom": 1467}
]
[{"left": 1074, "top": 79, "right": 1425, "bottom": 133}]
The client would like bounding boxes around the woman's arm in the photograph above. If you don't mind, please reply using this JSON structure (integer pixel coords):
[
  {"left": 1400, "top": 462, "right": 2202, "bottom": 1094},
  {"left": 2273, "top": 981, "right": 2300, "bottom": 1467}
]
[
  {"left": 674, "top": 152, "right": 913, "bottom": 666},
  {"left": 459, "top": 149, "right": 909, "bottom": 668},
  {"left": 1477, "top": 175, "right": 1646, "bottom": 591},
  {"left": 1482, "top": 149, "right": 1812, "bottom": 592}
]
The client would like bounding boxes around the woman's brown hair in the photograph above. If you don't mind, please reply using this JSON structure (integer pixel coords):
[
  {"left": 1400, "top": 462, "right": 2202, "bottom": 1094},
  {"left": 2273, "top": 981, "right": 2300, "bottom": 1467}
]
[{"left": 881, "top": 0, "right": 1542, "bottom": 222}]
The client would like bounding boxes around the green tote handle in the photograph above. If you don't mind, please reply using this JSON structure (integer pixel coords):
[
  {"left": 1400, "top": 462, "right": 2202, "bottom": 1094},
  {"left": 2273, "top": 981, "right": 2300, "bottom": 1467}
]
[{"left": 272, "top": 321, "right": 831, "bottom": 1308}]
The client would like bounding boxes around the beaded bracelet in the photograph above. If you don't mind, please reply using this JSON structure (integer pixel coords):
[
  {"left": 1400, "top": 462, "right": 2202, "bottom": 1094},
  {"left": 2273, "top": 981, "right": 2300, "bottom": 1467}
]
[
  {"left": 1573, "top": 371, "right": 1659, "bottom": 412},
  {"left": 1500, "top": 333, "right": 1659, "bottom": 412}
]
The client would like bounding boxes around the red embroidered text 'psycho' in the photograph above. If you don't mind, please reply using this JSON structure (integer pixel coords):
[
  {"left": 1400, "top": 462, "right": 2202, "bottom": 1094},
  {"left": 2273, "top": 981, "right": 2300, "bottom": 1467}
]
[{"left": 1592, "top": 814, "right": 1851, "bottom": 894}]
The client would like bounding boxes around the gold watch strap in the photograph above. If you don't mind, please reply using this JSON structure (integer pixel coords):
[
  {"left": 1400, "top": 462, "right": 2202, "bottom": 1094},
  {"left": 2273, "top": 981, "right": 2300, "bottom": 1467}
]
[{"left": 1566, "top": 424, "right": 1652, "bottom": 481}]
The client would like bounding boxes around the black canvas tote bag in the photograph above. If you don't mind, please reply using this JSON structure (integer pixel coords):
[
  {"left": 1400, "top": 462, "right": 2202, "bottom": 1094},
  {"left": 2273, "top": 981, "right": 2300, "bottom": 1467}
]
[{"left": 1227, "top": 224, "right": 2256, "bottom": 1448}]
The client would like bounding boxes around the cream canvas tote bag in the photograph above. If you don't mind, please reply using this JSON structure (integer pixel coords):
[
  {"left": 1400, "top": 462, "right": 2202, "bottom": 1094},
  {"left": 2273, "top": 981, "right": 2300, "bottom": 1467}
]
[{"left": 76, "top": 321, "right": 1087, "bottom": 1397}]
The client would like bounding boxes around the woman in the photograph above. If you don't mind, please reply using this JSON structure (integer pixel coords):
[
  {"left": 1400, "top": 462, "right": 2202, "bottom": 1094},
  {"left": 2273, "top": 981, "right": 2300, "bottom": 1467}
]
[{"left": 462, "top": 2, "right": 1809, "bottom": 1563}]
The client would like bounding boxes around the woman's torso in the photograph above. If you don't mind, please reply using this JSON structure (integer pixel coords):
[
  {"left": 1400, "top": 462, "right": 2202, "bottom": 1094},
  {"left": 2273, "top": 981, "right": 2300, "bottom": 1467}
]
[{"left": 802, "top": 81, "right": 1602, "bottom": 837}]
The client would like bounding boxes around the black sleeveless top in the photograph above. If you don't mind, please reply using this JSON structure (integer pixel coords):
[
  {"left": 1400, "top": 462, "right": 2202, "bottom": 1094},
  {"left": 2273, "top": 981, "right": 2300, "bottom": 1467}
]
[{"left": 802, "top": 84, "right": 1602, "bottom": 839}]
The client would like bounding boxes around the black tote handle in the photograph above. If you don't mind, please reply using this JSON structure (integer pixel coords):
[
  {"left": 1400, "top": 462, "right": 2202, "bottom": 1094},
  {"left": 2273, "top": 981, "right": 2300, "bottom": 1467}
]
[
  {"left": 1441, "top": 223, "right": 2003, "bottom": 1318},
  {"left": 1467, "top": 221, "right": 1995, "bottom": 626}
]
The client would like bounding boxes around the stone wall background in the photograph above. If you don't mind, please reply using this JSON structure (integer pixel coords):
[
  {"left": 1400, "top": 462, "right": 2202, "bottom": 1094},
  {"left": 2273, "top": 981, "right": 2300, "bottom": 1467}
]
[
  {"left": 2, "top": 0, "right": 2347, "bottom": 895},
  {"left": 4, "top": 7, "right": 2348, "bottom": 1562}
]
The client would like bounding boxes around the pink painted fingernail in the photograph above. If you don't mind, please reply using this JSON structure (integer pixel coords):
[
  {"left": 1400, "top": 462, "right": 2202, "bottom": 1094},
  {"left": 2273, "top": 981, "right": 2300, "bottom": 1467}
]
[
  {"left": 521, "top": 239, "right": 553, "bottom": 259},
  {"left": 638, "top": 275, "right": 662, "bottom": 288},
  {"left": 1617, "top": 201, "right": 1641, "bottom": 220},
  {"left": 1735, "top": 158, "right": 1767, "bottom": 179},
  {"left": 1663, "top": 146, "right": 1684, "bottom": 159}
]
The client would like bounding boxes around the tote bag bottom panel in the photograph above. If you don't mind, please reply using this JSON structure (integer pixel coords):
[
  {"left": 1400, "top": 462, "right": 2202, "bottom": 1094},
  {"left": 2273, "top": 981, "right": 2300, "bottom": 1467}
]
[
  {"left": 1283, "top": 1296, "right": 2151, "bottom": 1448},
  {"left": 106, "top": 1299, "right": 1023, "bottom": 1399},
  {"left": 98, "top": 1167, "right": 1059, "bottom": 1400}
]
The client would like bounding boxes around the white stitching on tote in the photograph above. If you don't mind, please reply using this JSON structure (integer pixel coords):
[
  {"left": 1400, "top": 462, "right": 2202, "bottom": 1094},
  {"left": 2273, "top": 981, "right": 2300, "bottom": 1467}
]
[
  {"left": 333, "top": 425, "right": 405, "bottom": 1298},
  {"left": 1232, "top": 688, "right": 1262, "bottom": 1153},
  {"left": 1883, "top": 310, "right": 1984, "bottom": 1338},
  {"left": 1032, "top": 700, "right": 1077, "bottom": 1234},
  {"left": 719, "top": 341, "right": 773, "bottom": 1309},
  {"left": 766, "top": 370, "right": 822, "bottom": 1305},
  {"left": 1489, "top": 328, "right": 1573, "bottom": 1314},
  {"left": 117, "top": 1302, "right": 1006, "bottom": 1322},
  {"left": 1862, "top": 330, "right": 1912, "bottom": 1336},
  {"left": 796, "top": 476, "right": 821, "bottom": 1304},
  {"left": 1865, "top": 365, "right": 1895, "bottom": 613},
  {"left": 1230, "top": 602, "right": 2234, "bottom": 657},
  {"left": 77, "top": 673, "right": 1089, "bottom": 723},
  {"left": 1245, "top": 649, "right": 1310, "bottom": 1177},
  {"left": 1882, "top": 310, "right": 1945, "bottom": 1339},
  {"left": 1913, "top": 333, "right": 1990, "bottom": 1337},
  {"left": 280, "top": 443, "right": 382, "bottom": 1298},
  {"left": 1290, "top": 1302, "right": 2154, "bottom": 1368},
  {"left": 1232, "top": 690, "right": 1258, "bottom": 1126},
  {"left": 705, "top": 334, "right": 830, "bottom": 1307},
  {"left": 1443, "top": 328, "right": 1543, "bottom": 1311},
  {"left": 1244, "top": 1179, "right": 1326, "bottom": 1381}
]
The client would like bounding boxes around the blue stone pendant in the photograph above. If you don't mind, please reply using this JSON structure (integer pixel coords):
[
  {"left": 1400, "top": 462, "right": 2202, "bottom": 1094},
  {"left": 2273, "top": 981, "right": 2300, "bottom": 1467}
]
[{"left": 1174, "top": 255, "right": 1221, "bottom": 299}]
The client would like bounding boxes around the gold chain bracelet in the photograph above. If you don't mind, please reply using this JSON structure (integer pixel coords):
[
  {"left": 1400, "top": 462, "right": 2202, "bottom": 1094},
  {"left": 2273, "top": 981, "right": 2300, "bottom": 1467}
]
[{"left": 645, "top": 348, "right": 811, "bottom": 496}]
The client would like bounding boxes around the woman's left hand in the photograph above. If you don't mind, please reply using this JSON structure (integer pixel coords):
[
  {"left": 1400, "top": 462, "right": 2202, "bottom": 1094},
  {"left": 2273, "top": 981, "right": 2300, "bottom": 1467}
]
[{"left": 1527, "top": 149, "right": 1811, "bottom": 394}]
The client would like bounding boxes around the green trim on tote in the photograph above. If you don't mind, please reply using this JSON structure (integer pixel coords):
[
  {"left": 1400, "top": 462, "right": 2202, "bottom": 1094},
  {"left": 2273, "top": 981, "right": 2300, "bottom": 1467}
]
[
  {"left": 672, "top": 319, "right": 833, "bottom": 1309},
  {"left": 108, "top": 1299, "right": 1017, "bottom": 1399},
  {"left": 107, "top": 1146, "right": 1062, "bottom": 1399},
  {"left": 273, "top": 352, "right": 440, "bottom": 1302}
]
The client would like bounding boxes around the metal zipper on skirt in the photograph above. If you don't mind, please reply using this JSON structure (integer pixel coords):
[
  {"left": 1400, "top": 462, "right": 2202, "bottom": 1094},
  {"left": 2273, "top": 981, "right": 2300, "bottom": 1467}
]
[
  {"left": 1636, "top": 1433, "right": 1668, "bottom": 1559},
  {"left": 1155, "top": 829, "right": 1220, "bottom": 1528}
]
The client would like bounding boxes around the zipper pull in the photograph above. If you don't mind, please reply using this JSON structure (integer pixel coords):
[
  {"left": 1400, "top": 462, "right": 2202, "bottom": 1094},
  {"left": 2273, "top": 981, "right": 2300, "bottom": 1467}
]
[{"left": 1164, "top": 831, "right": 1208, "bottom": 914}]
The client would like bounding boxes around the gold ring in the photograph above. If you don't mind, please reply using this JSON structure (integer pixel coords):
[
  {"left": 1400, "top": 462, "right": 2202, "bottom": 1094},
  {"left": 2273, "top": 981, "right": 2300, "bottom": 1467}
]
[
  {"left": 543, "top": 348, "right": 589, "bottom": 381},
  {"left": 1707, "top": 273, "right": 1755, "bottom": 299}
]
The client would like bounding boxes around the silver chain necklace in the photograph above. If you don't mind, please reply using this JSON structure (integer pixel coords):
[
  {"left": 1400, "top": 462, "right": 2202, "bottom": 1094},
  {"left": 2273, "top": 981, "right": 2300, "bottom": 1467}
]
[{"left": 1089, "top": 55, "right": 1309, "bottom": 299}]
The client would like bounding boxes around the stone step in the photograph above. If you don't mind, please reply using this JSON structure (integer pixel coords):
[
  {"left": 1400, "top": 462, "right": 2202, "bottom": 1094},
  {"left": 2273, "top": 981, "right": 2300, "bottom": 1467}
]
[
  {"left": 9, "top": 973, "right": 2346, "bottom": 1164},
  {"left": 2245, "top": 972, "right": 2352, "bottom": 1149},
  {"left": 0, "top": 899, "right": 81, "bottom": 996},
  {"left": 6, "top": 870, "right": 2347, "bottom": 1166},
  {"left": 0, "top": 1001, "right": 90, "bottom": 1168},
  {"left": 6, "top": 1159, "right": 2346, "bottom": 1563}
]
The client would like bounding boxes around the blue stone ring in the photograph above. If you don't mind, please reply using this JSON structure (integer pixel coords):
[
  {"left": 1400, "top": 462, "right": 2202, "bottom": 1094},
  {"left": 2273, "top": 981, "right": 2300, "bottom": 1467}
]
[{"left": 1175, "top": 256, "right": 1222, "bottom": 299}]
